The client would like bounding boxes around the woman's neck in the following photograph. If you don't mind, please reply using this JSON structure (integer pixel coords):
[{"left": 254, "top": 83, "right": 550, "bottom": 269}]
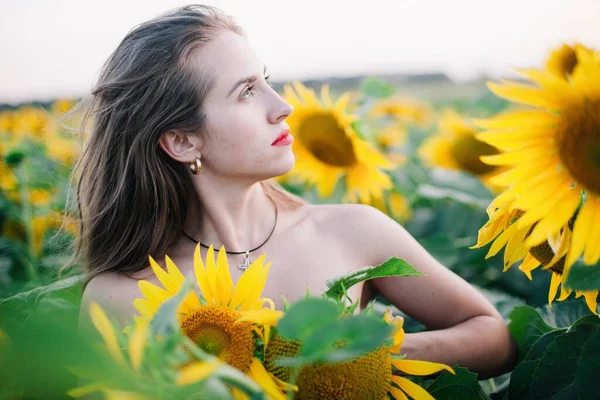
[{"left": 182, "top": 179, "right": 277, "bottom": 253}]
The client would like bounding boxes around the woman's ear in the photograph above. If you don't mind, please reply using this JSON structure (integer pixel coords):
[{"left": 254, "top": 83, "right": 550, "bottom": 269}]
[{"left": 159, "top": 129, "right": 203, "bottom": 162}]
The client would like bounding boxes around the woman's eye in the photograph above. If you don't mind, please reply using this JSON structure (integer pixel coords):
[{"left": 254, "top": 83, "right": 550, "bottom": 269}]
[
  {"left": 241, "top": 76, "right": 271, "bottom": 99},
  {"left": 241, "top": 85, "right": 254, "bottom": 99}
]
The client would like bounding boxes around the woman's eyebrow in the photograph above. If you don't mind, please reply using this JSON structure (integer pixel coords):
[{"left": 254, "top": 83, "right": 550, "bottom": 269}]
[{"left": 226, "top": 65, "right": 267, "bottom": 98}]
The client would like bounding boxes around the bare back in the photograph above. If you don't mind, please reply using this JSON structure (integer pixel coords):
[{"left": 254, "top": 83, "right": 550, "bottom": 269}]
[{"left": 79, "top": 203, "right": 372, "bottom": 329}]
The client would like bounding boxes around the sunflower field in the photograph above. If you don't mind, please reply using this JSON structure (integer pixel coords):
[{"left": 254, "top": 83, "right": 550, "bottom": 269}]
[{"left": 1, "top": 43, "right": 599, "bottom": 399}]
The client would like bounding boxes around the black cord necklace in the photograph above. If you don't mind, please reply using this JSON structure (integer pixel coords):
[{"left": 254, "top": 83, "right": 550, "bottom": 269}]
[{"left": 180, "top": 197, "right": 278, "bottom": 271}]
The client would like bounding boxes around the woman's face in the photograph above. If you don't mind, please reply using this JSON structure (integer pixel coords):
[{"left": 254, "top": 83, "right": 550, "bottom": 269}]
[{"left": 194, "top": 29, "right": 295, "bottom": 181}]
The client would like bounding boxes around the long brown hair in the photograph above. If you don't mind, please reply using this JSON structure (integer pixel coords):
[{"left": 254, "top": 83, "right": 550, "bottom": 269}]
[{"left": 63, "top": 5, "right": 304, "bottom": 285}]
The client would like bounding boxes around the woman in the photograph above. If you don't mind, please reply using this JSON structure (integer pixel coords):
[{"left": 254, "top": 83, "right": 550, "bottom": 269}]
[{"left": 75, "top": 4, "right": 516, "bottom": 378}]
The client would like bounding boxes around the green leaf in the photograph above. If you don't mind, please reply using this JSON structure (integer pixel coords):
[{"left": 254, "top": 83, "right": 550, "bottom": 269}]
[
  {"left": 564, "top": 259, "right": 600, "bottom": 291},
  {"left": 527, "top": 320, "right": 600, "bottom": 399},
  {"left": 324, "top": 257, "right": 422, "bottom": 300},
  {"left": 416, "top": 168, "right": 494, "bottom": 208},
  {"left": 417, "top": 183, "right": 490, "bottom": 209},
  {"left": 276, "top": 297, "right": 343, "bottom": 341},
  {"left": 300, "top": 313, "right": 392, "bottom": 363},
  {"left": 508, "top": 306, "right": 557, "bottom": 360},
  {"left": 150, "top": 280, "right": 194, "bottom": 337},
  {"left": 508, "top": 330, "right": 563, "bottom": 399},
  {"left": 276, "top": 313, "right": 392, "bottom": 368},
  {"left": 360, "top": 78, "right": 396, "bottom": 98},
  {"left": 425, "top": 366, "right": 489, "bottom": 400},
  {"left": 0, "top": 275, "right": 84, "bottom": 329},
  {"left": 539, "top": 299, "right": 595, "bottom": 328}
]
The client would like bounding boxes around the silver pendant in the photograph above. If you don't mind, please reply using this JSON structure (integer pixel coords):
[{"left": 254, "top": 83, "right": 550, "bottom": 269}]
[{"left": 238, "top": 250, "right": 251, "bottom": 271}]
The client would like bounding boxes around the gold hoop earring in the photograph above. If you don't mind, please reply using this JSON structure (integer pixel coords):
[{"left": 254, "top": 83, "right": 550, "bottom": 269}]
[{"left": 189, "top": 156, "right": 202, "bottom": 175}]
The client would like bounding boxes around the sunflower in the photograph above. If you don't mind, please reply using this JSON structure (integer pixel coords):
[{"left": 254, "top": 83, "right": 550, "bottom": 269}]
[
  {"left": 133, "top": 244, "right": 287, "bottom": 400},
  {"left": 474, "top": 48, "right": 600, "bottom": 275},
  {"left": 523, "top": 221, "right": 599, "bottom": 315},
  {"left": 264, "top": 309, "right": 454, "bottom": 400},
  {"left": 545, "top": 43, "right": 594, "bottom": 80},
  {"left": 372, "top": 192, "right": 412, "bottom": 222},
  {"left": 68, "top": 302, "right": 221, "bottom": 399},
  {"left": 282, "top": 82, "right": 395, "bottom": 203},
  {"left": 471, "top": 192, "right": 598, "bottom": 313},
  {"left": 377, "top": 123, "right": 408, "bottom": 150},
  {"left": 419, "top": 109, "right": 505, "bottom": 191},
  {"left": 369, "top": 96, "right": 432, "bottom": 128},
  {"left": 374, "top": 123, "right": 409, "bottom": 167}
]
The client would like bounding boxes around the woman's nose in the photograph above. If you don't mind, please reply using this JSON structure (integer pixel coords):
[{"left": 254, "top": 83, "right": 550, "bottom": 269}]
[{"left": 268, "top": 92, "right": 294, "bottom": 124}]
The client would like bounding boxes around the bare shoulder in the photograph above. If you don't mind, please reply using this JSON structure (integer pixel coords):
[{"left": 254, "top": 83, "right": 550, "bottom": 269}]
[
  {"left": 307, "top": 202, "right": 386, "bottom": 224},
  {"left": 78, "top": 270, "right": 143, "bottom": 331},
  {"left": 305, "top": 203, "right": 399, "bottom": 264}
]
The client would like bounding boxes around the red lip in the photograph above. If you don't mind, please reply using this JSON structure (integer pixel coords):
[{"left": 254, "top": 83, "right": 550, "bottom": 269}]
[{"left": 272, "top": 129, "right": 292, "bottom": 146}]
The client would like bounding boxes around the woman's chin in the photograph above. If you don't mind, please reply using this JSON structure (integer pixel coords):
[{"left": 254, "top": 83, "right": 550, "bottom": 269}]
[{"left": 269, "top": 152, "right": 295, "bottom": 178}]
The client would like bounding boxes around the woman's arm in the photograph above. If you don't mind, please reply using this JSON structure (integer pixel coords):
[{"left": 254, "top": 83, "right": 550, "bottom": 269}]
[{"left": 342, "top": 204, "right": 518, "bottom": 378}]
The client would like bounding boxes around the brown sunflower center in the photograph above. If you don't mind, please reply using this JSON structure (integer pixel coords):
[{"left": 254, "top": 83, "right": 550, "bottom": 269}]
[
  {"left": 556, "top": 100, "right": 600, "bottom": 195},
  {"left": 529, "top": 242, "right": 566, "bottom": 275},
  {"left": 450, "top": 132, "right": 500, "bottom": 176},
  {"left": 556, "top": 48, "right": 578, "bottom": 78},
  {"left": 265, "top": 334, "right": 391, "bottom": 400},
  {"left": 181, "top": 306, "right": 255, "bottom": 373},
  {"left": 298, "top": 113, "right": 357, "bottom": 166},
  {"left": 527, "top": 218, "right": 574, "bottom": 275}
]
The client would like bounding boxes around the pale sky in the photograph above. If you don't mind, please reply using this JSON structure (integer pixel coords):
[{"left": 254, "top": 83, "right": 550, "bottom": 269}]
[{"left": 1, "top": 0, "right": 599, "bottom": 104}]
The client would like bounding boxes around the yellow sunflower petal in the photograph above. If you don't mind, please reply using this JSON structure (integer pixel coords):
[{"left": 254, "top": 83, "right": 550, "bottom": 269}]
[
  {"left": 389, "top": 386, "right": 410, "bottom": 400},
  {"left": 148, "top": 256, "right": 179, "bottom": 294},
  {"left": 248, "top": 357, "right": 288, "bottom": 400},
  {"left": 513, "top": 172, "right": 570, "bottom": 211},
  {"left": 217, "top": 246, "right": 233, "bottom": 305},
  {"left": 488, "top": 158, "right": 556, "bottom": 187},
  {"left": 477, "top": 127, "right": 552, "bottom": 151},
  {"left": 335, "top": 92, "right": 352, "bottom": 115},
  {"left": 316, "top": 167, "right": 344, "bottom": 198},
  {"left": 321, "top": 84, "right": 333, "bottom": 108},
  {"left": 176, "top": 359, "right": 221, "bottom": 386},
  {"left": 245, "top": 261, "right": 272, "bottom": 310},
  {"left": 391, "top": 359, "right": 455, "bottom": 376},
  {"left": 136, "top": 280, "right": 169, "bottom": 316},
  {"left": 566, "top": 198, "right": 596, "bottom": 268},
  {"left": 295, "top": 82, "right": 321, "bottom": 107},
  {"left": 548, "top": 273, "right": 562, "bottom": 306},
  {"left": 557, "top": 285, "right": 573, "bottom": 302},
  {"left": 487, "top": 81, "right": 559, "bottom": 109},
  {"left": 516, "top": 68, "right": 571, "bottom": 101},
  {"left": 503, "top": 226, "right": 531, "bottom": 271},
  {"left": 138, "top": 280, "right": 169, "bottom": 302},
  {"left": 486, "top": 223, "right": 520, "bottom": 258},
  {"left": 165, "top": 255, "right": 186, "bottom": 287},
  {"left": 231, "top": 254, "right": 267, "bottom": 310},
  {"left": 472, "top": 110, "right": 556, "bottom": 130},
  {"left": 524, "top": 190, "right": 581, "bottom": 246},
  {"left": 519, "top": 253, "right": 541, "bottom": 280},
  {"left": 480, "top": 145, "right": 549, "bottom": 166},
  {"left": 579, "top": 291, "right": 599, "bottom": 315},
  {"left": 129, "top": 318, "right": 149, "bottom": 372},
  {"left": 205, "top": 245, "right": 223, "bottom": 305},
  {"left": 391, "top": 375, "right": 435, "bottom": 400},
  {"left": 238, "top": 309, "right": 284, "bottom": 326},
  {"left": 194, "top": 243, "right": 214, "bottom": 304},
  {"left": 582, "top": 199, "right": 600, "bottom": 265},
  {"left": 89, "top": 302, "right": 127, "bottom": 367}
]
